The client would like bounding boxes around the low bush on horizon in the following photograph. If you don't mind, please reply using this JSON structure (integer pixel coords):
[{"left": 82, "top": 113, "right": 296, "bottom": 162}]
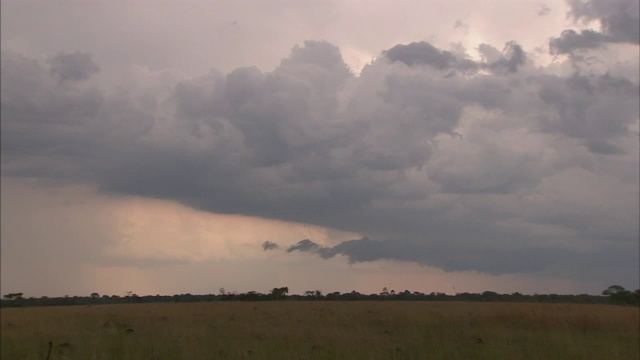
[
  {"left": 3, "top": 285, "right": 639, "bottom": 308},
  {"left": 2, "top": 301, "right": 639, "bottom": 359}
]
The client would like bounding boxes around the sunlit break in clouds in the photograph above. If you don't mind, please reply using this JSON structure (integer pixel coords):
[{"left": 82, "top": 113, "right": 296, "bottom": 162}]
[{"left": 1, "top": 0, "right": 638, "bottom": 297}]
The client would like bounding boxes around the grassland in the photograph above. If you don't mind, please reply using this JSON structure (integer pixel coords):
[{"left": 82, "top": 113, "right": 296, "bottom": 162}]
[{"left": 1, "top": 301, "right": 638, "bottom": 360}]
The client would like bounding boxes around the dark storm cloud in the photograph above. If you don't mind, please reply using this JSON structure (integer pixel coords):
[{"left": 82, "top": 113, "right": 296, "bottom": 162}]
[
  {"left": 1, "top": 50, "right": 104, "bottom": 180},
  {"left": 2, "top": 37, "right": 638, "bottom": 285},
  {"left": 285, "top": 236, "right": 638, "bottom": 285},
  {"left": 550, "top": 0, "right": 639, "bottom": 54},
  {"left": 48, "top": 52, "right": 99, "bottom": 82},
  {"left": 285, "top": 237, "right": 573, "bottom": 274},
  {"left": 536, "top": 73, "right": 640, "bottom": 142}
]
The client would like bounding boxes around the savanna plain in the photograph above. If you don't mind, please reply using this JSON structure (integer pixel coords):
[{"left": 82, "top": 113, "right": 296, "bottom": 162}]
[{"left": 1, "top": 301, "right": 638, "bottom": 360}]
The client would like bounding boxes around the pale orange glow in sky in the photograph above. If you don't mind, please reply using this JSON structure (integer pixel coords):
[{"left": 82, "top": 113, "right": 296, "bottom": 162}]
[
  {"left": 2, "top": 179, "right": 582, "bottom": 297},
  {"left": 105, "top": 195, "right": 361, "bottom": 263}
]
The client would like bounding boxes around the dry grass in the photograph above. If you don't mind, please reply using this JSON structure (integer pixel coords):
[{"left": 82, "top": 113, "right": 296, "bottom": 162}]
[{"left": 2, "top": 301, "right": 638, "bottom": 359}]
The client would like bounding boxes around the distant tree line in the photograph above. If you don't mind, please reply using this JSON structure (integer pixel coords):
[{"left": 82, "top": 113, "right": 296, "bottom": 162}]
[{"left": 2, "top": 285, "right": 638, "bottom": 308}]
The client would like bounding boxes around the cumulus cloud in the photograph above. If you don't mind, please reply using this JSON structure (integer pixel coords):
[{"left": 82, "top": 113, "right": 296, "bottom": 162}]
[{"left": 1, "top": 36, "right": 638, "bottom": 287}]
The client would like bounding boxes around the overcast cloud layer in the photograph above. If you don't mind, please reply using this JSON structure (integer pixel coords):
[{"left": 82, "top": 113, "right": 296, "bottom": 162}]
[{"left": 2, "top": 0, "right": 639, "bottom": 294}]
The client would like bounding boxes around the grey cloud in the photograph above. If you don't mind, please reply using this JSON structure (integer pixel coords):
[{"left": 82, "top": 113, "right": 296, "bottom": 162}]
[
  {"left": 48, "top": 52, "right": 99, "bottom": 82},
  {"left": 262, "top": 241, "right": 280, "bottom": 251},
  {"left": 536, "top": 74, "right": 639, "bottom": 142},
  {"left": 569, "top": 0, "right": 640, "bottom": 44},
  {"left": 537, "top": 4, "right": 552, "bottom": 16},
  {"left": 384, "top": 41, "right": 527, "bottom": 74},
  {"left": 1, "top": 50, "right": 104, "bottom": 180},
  {"left": 428, "top": 151, "right": 540, "bottom": 194},
  {"left": 286, "top": 237, "right": 638, "bottom": 286},
  {"left": 384, "top": 42, "right": 457, "bottom": 70},
  {"left": 2, "top": 39, "right": 638, "bottom": 287},
  {"left": 549, "top": 29, "right": 611, "bottom": 54},
  {"left": 583, "top": 140, "right": 626, "bottom": 155},
  {"left": 477, "top": 44, "right": 504, "bottom": 64},
  {"left": 285, "top": 237, "right": 572, "bottom": 275},
  {"left": 278, "top": 40, "right": 353, "bottom": 82},
  {"left": 476, "top": 42, "right": 528, "bottom": 74},
  {"left": 549, "top": 0, "right": 639, "bottom": 54},
  {"left": 490, "top": 41, "right": 526, "bottom": 73},
  {"left": 287, "top": 239, "right": 321, "bottom": 253},
  {"left": 453, "top": 19, "right": 468, "bottom": 30}
]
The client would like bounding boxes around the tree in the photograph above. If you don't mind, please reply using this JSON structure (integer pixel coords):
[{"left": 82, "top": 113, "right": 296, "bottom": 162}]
[
  {"left": 602, "top": 285, "right": 637, "bottom": 305},
  {"left": 3, "top": 293, "right": 25, "bottom": 307},
  {"left": 304, "top": 290, "right": 323, "bottom": 298},
  {"left": 90, "top": 292, "right": 100, "bottom": 298},
  {"left": 270, "top": 287, "right": 289, "bottom": 298},
  {"left": 602, "top": 285, "right": 627, "bottom": 296},
  {"left": 3, "top": 293, "right": 24, "bottom": 301}
]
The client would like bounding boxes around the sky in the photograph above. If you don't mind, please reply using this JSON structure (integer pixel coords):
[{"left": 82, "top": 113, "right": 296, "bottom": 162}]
[{"left": 1, "top": 0, "right": 638, "bottom": 298}]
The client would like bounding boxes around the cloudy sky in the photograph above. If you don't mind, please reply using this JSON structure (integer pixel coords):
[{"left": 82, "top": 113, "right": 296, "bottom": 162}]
[{"left": 1, "top": 0, "right": 638, "bottom": 298}]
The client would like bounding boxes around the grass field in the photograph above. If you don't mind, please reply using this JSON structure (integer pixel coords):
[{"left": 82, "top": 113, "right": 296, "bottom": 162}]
[{"left": 1, "top": 301, "right": 638, "bottom": 360}]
